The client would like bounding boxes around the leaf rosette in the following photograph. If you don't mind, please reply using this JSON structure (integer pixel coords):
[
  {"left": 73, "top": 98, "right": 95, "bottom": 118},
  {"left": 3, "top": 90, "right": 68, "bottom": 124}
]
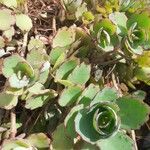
[
  {"left": 93, "top": 20, "right": 117, "bottom": 52},
  {"left": 124, "top": 22, "right": 147, "bottom": 55},
  {"left": 75, "top": 102, "right": 120, "bottom": 143}
]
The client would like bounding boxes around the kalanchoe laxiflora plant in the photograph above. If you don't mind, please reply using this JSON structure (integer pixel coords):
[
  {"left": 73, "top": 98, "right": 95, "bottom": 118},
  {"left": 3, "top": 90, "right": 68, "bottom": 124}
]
[{"left": 0, "top": 0, "right": 150, "bottom": 149}]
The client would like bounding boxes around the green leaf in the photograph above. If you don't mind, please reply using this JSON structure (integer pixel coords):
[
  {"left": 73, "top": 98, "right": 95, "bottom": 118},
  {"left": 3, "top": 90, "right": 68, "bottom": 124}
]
[
  {"left": 26, "top": 133, "right": 50, "bottom": 149},
  {"left": 93, "top": 19, "right": 116, "bottom": 35},
  {"left": 0, "top": 9, "right": 15, "bottom": 31},
  {"left": 1, "top": 139, "right": 32, "bottom": 150},
  {"left": 116, "top": 96, "right": 150, "bottom": 129},
  {"left": 51, "top": 124, "right": 74, "bottom": 150},
  {"left": 28, "top": 38, "right": 44, "bottom": 51},
  {"left": 134, "top": 67, "right": 150, "bottom": 85},
  {"left": 16, "top": 14, "right": 33, "bottom": 32},
  {"left": 64, "top": 104, "right": 84, "bottom": 138},
  {"left": 52, "top": 52, "right": 67, "bottom": 71},
  {"left": 6, "top": 87, "right": 23, "bottom": 96},
  {"left": 0, "top": 93, "right": 18, "bottom": 110},
  {"left": 75, "top": 2, "right": 87, "bottom": 19},
  {"left": 136, "top": 51, "right": 150, "bottom": 67},
  {"left": 55, "top": 59, "right": 78, "bottom": 81},
  {"left": 82, "top": 11, "right": 95, "bottom": 24},
  {"left": 75, "top": 103, "right": 120, "bottom": 143},
  {"left": 58, "top": 86, "right": 82, "bottom": 107},
  {"left": 91, "top": 87, "right": 119, "bottom": 106},
  {"left": 9, "top": 73, "right": 29, "bottom": 88},
  {"left": 27, "top": 82, "right": 44, "bottom": 94},
  {"left": 1, "top": 0, "right": 17, "bottom": 8},
  {"left": 25, "top": 90, "right": 57, "bottom": 110},
  {"left": 49, "top": 47, "right": 67, "bottom": 65},
  {"left": 2, "top": 54, "right": 24, "bottom": 78},
  {"left": 26, "top": 49, "right": 49, "bottom": 70},
  {"left": 52, "top": 27, "right": 76, "bottom": 48},
  {"left": 109, "top": 12, "right": 127, "bottom": 34},
  {"left": 67, "top": 63, "right": 91, "bottom": 85},
  {"left": 15, "top": 61, "right": 35, "bottom": 78},
  {"left": 78, "top": 84, "right": 99, "bottom": 106},
  {"left": 75, "top": 141, "right": 99, "bottom": 150},
  {"left": 127, "top": 13, "right": 150, "bottom": 29},
  {"left": 97, "top": 132, "right": 133, "bottom": 150},
  {"left": 3, "top": 27, "right": 15, "bottom": 41}
]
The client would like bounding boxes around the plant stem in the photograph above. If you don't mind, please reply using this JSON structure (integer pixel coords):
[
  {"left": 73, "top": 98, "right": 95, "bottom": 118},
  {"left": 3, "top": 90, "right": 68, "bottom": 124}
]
[
  {"left": 131, "top": 130, "right": 138, "bottom": 150},
  {"left": 10, "top": 108, "right": 17, "bottom": 139}
]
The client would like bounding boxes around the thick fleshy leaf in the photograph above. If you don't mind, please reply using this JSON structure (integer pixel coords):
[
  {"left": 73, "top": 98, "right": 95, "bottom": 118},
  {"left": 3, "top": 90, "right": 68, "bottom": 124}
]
[
  {"left": 28, "top": 38, "right": 44, "bottom": 51},
  {"left": 0, "top": 93, "right": 18, "bottom": 110},
  {"left": 9, "top": 73, "right": 29, "bottom": 88},
  {"left": 127, "top": 13, "right": 150, "bottom": 29},
  {"left": 49, "top": 47, "right": 67, "bottom": 65},
  {"left": 64, "top": 104, "right": 83, "bottom": 138},
  {"left": 58, "top": 86, "right": 82, "bottom": 107},
  {"left": 16, "top": 14, "right": 33, "bottom": 32},
  {"left": 3, "top": 27, "right": 15, "bottom": 41},
  {"left": 25, "top": 90, "right": 57, "bottom": 110},
  {"left": 63, "top": 0, "right": 82, "bottom": 14},
  {"left": 2, "top": 54, "right": 24, "bottom": 78},
  {"left": 27, "top": 49, "right": 49, "bottom": 69},
  {"left": 15, "top": 61, "right": 35, "bottom": 78},
  {"left": 51, "top": 124, "right": 74, "bottom": 150},
  {"left": 116, "top": 96, "right": 150, "bottom": 129},
  {"left": 1, "top": 0, "right": 17, "bottom": 8},
  {"left": 75, "top": 141, "right": 99, "bottom": 150},
  {"left": 75, "top": 2, "right": 87, "bottom": 19},
  {"left": 91, "top": 87, "right": 119, "bottom": 106},
  {"left": 136, "top": 51, "right": 150, "bottom": 67},
  {"left": 134, "top": 67, "right": 150, "bottom": 85},
  {"left": 0, "top": 9, "right": 15, "bottom": 31},
  {"left": 93, "top": 19, "right": 116, "bottom": 35},
  {"left": 109, "top": 12, "right": 127, "bottom": 34},
  {"left": 97, "top": 132, "right": 133, "bottom": 150},
  {"left": 52, "top": 27, "right": 76, "bottom": 48},
  {"left": 27, "top": 82, "right": 44, "bottom": 94},
  {"left": 55, "top": 59, "right": 78, "bottom": 81},
  {"left": 52, "top": 52, "right": 67, "bottom": 71},
  {"left": 77, "top": 84, "right": 99, "bottom": 106},
  {"left": 82, "top": 11, "right": 95, "bottom": 24},
  {"left": 75, "top": 103, "right": 120, "bottom": 143},
  {"left": 26, "top": 133, "right": 50, "bottom": 149},
  {"left": 1, "top": 139, "right": 32, "bottom": 150},
  {"left": 67, "top": 63, "right": 91, "bottom": 85}
]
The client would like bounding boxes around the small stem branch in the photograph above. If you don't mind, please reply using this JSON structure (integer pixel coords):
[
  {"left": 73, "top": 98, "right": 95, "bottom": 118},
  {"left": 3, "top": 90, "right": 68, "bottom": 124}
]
[
  {"left": 10, "top": 108, "right": 16, "bottom": 139},
  {"left": 131, "top": 130, "right": 138, "bottom": 150}
]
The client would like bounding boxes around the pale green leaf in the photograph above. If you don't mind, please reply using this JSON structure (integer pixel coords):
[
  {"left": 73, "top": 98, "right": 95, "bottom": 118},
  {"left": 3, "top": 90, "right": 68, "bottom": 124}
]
[
  {"left": 16, "top": 14, "right": 33, "bottom": 32},
  {"left": 26, "top": 133, "right": 50, "bottom": 148},
  {"left": 58, "top": 86, "right": 82, "bottom": 107},
  {"left": 91, "top": 87, "right": 119, "bottom": 106},
  {"left": 116, "top": 96, "right": 150, "bottom": 129},
  {"left": 2, "top": 54, "right": 24, "bottom": 78},
  {"left": 0, "top": 93, "right": 18, "bottom": 110},
  {"left": 51, "top": 124, "right": 74, "bottom": 150},
  {"left": 52, "top": 27, "right": 76, "bottom": 48},
  {"left": 55, "top": 59, "right": 78, "bottom": 81},
  {"left": 97, "top": 132, "right": 133, "bottom": 150},
  {"left": 0, "top": 9, "right": 15, "bottom": 31},
  {"left": 67, "top": 63, "right": 91, "bottom": 85}
]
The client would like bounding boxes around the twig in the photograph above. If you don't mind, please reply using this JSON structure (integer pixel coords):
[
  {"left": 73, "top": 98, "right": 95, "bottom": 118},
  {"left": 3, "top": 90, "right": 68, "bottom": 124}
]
[
  {"left": 21, "top": 32, "right": 28, "bottom": 57},
  {"left": 52, "top": 16, "right": 56, "bottom": 36},
  {"left": 10, "top": 108, "right": 17, "bottom": 139},
  {"left": 131, "top": 130, "right": 138, "bottom": 150}
]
